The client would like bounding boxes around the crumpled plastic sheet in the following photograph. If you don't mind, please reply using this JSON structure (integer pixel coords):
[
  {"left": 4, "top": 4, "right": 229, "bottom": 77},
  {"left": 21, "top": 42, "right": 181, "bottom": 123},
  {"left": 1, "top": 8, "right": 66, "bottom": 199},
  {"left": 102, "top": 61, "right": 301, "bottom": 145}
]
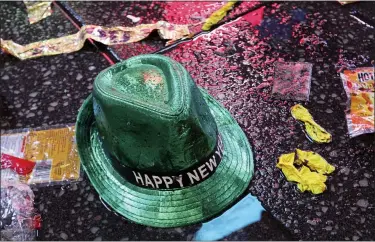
[
  {"left": 202, "top": 1, "right": 237, "bottom": 31},
  {"left": 1, "top": 169, "right": 36, "bottom": 241},
  {"left": 0, "top": 21, "right": 190, "bottom": 60},
  {"left": 291, "top": 104, "right": 332, "bottom": 143},
  {"left": 276, "top": 149, "right": 335, "bottom": 194},
  {"left": 23, "top": 1, "right": 52, "bottom": 24}
]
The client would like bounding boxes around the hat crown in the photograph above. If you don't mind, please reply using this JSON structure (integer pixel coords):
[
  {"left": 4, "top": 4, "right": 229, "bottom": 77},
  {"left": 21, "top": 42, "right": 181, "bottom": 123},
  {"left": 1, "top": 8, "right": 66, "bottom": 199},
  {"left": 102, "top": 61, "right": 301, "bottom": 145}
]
[{"left": 93, "top": 55, "right": 217, "bottom": 173}]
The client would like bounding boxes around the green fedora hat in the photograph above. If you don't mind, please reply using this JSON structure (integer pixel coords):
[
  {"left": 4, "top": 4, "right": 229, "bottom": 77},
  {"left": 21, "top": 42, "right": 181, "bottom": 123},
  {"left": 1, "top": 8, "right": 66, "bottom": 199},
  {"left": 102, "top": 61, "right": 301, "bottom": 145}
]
[{"left": 75, "top": 54, "right": 254, "bottom": 228}]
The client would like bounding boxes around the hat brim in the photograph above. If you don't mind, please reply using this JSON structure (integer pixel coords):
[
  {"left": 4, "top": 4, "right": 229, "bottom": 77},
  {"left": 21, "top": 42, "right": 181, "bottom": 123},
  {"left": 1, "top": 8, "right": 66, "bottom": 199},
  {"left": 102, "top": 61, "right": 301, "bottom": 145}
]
[{"left": 75, "top": 88, "right": 254, "bottom": 228}]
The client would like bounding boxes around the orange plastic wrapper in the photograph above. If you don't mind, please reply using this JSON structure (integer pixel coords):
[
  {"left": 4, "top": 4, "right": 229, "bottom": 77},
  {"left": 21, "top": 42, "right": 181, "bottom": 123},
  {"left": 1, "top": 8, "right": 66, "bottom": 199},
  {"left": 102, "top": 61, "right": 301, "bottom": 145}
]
[
  {"left": 0, "top": 22, "right": 190, "bottom": 60},
  {"left": 340, "top": 67, "right": 374, "bottom": 137}
]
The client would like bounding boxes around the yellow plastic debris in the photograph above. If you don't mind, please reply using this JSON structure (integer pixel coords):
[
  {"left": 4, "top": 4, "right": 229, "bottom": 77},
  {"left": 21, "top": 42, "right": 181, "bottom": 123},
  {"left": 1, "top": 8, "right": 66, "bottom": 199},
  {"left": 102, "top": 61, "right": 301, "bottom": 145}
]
[
  {"left": 24, "top": 1, "right": 53, "bottom": 24},
  {"left": 276, "top": 152, "right": 302, "bottom": 183},
  {"left": 295, "top": 149, "right": 335, "bottom": 175},
  {"left": 276, "top": 149, "right": 335, "bottom": 194},
  {"left": 202, "top": 1, "right": 237, "bottom": 31},
  {"left": 297, "top": 166, "right": 327, "bottom": 194},
  {"left": 291, "top": 104, "right": 332, "bottom": 143}
]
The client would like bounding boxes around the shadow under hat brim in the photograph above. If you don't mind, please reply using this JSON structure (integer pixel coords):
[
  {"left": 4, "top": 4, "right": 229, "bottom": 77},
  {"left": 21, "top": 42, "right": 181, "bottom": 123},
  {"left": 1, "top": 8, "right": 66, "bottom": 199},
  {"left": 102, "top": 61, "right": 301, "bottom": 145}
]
[{"left": 75, "top": 88, "right": 254, "bottom": 228}]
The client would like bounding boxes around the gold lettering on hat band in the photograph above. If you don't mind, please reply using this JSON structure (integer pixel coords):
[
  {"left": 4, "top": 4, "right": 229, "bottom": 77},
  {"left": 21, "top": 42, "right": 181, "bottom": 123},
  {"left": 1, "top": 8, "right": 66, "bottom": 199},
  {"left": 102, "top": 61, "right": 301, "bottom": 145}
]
[{"left": 114, "top": 135, "right": 224, "bottom": 190}]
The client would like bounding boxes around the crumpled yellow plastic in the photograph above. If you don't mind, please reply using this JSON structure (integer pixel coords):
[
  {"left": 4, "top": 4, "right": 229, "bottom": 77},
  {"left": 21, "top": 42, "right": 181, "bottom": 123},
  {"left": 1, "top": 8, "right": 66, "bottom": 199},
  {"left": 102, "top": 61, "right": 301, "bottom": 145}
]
[
  {"left": 296, "top": 166, "right": 327, "bottom": 194},
  {"left": 291, "top": 104, "right": 332, "bottom": 143},
  {"left": 295, "top": 149, "right": 335, "bottom": 174},
  {"left": 276, "top": 149, "right": 335, "bottom": 194},
  {"left": 202, "top": 1, "right": 237, "bottom": 31}
]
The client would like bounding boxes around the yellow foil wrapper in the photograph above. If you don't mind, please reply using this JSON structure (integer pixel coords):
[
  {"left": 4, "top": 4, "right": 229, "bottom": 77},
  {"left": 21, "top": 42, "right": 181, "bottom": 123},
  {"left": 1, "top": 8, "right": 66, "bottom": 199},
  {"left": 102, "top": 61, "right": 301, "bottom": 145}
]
[
  {"left": 24, "top": 1, "right": 53, "bottom": 24},
  {"left": 276, "top": 149, "right": 335, "bottom": 194},
  {"left": 1, "top": 21, "right": 190, "bottom": 60},
  {"left": 202, "top": 1, "right": 237, "bottom": 31},
  {"left": 291, "top": 104, "right": 332, "bottom": 143}
]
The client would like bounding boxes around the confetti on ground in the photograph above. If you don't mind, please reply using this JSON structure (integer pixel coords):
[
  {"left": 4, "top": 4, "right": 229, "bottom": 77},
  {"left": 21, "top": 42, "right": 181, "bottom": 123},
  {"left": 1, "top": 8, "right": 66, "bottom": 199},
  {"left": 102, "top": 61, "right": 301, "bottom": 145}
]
[{"left": 272, "top": 62, "right": 313, "bottom": 101}]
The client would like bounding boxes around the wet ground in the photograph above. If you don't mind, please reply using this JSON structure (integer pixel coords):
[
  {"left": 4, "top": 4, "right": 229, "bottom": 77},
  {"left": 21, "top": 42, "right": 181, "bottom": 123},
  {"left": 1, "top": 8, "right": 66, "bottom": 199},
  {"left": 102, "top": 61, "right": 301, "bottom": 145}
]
[{"left": 1, "top": 1, "right": 374, "bottom": 241}]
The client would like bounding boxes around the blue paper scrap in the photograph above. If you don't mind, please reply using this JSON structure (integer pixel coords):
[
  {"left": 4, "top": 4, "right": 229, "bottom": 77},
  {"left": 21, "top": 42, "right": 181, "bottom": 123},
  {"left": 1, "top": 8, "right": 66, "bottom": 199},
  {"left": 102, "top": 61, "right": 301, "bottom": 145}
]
[{"left": 194, "top": 194, "right": 265, "bottom": 241}]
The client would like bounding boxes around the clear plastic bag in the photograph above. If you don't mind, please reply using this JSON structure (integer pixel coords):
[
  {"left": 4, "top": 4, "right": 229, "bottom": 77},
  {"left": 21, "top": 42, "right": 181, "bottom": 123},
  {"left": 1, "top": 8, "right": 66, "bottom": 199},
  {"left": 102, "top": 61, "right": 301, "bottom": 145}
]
[
  {"left": 272, "top": 62, "right": 313, "bottom": 101},
  {"left": 1, "top": 169, "right": 38, "bottom": 241}
]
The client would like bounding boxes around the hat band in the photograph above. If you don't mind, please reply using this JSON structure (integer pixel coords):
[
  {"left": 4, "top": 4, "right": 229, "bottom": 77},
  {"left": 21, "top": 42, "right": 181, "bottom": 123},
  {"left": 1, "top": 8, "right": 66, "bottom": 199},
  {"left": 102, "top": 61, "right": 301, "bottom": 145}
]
[{"left": 107, "top": 134, "right": 224, "bottom": 190}]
